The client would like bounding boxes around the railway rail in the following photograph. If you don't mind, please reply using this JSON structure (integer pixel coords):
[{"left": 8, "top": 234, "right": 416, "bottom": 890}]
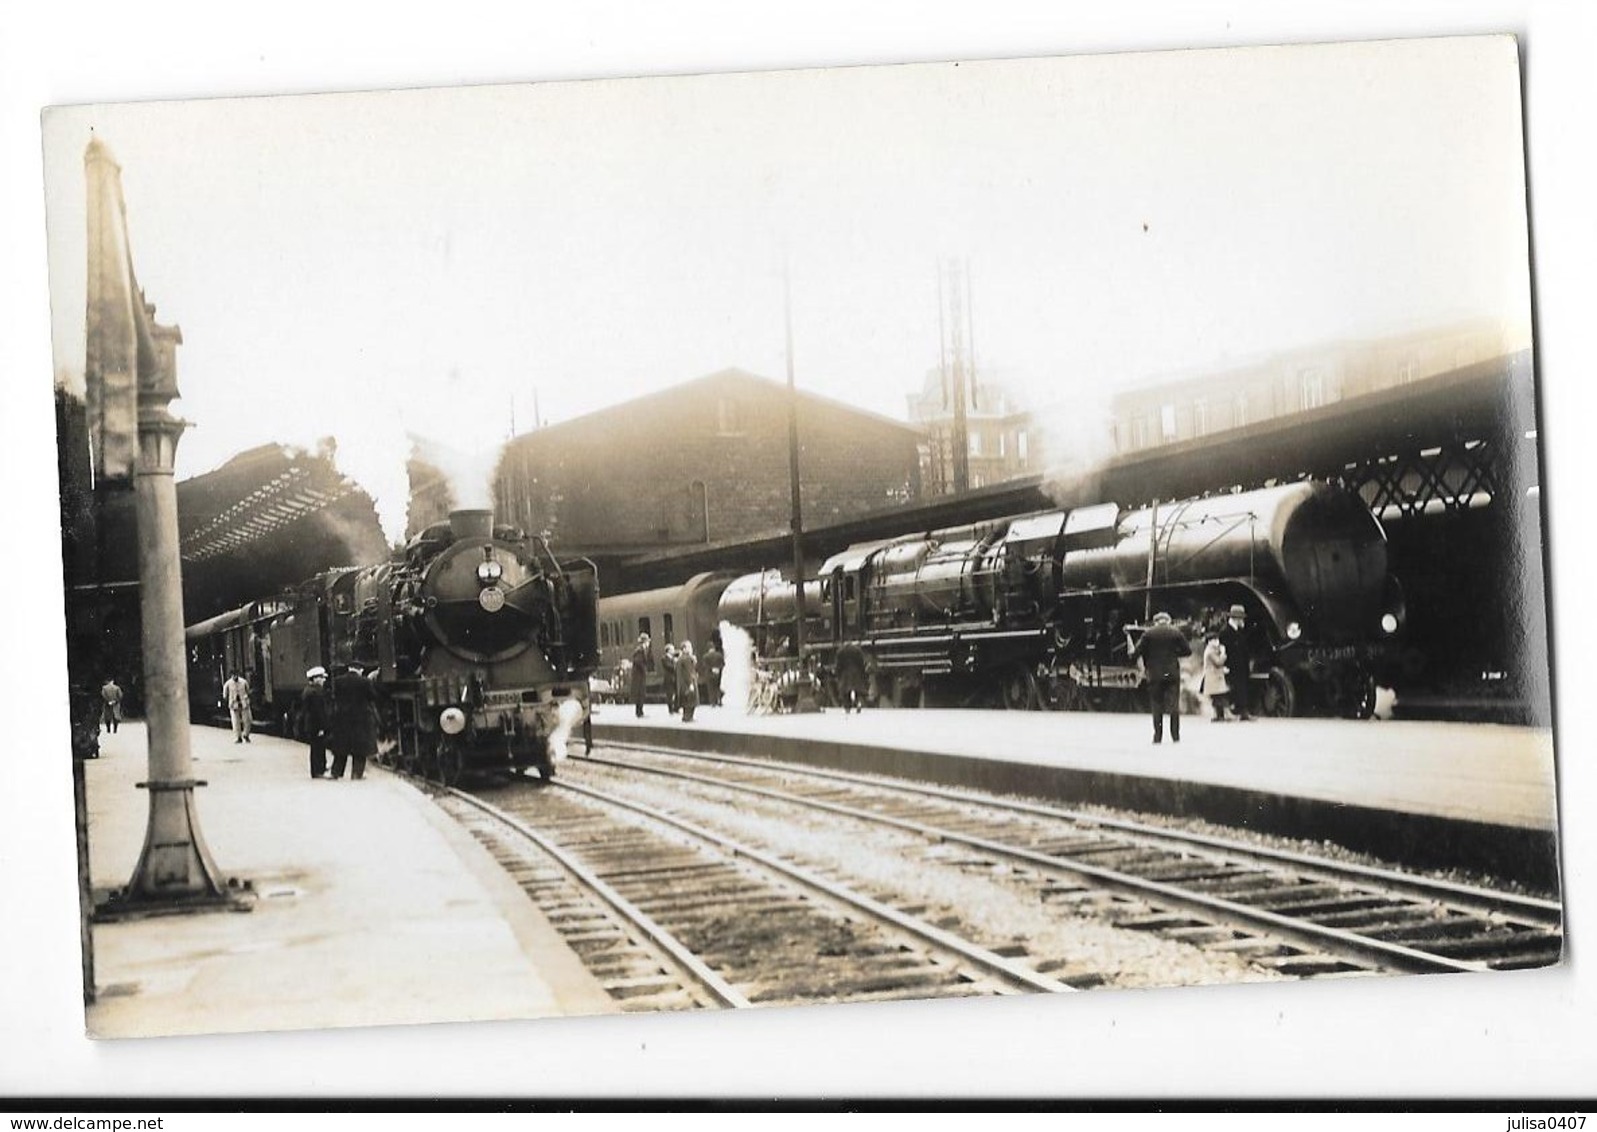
[
  {"left": 576, "top": 742, "right": 1564, "bottom": 978},
  {"left": 427, "top": 774, "right": 1074, "bottom": 1012}
]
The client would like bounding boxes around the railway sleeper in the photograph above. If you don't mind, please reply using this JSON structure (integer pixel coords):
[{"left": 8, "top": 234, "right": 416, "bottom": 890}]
[
  {"left": 1260, "top": 954, "right": 1368, "bottom": 977},
  {"left": 1397, "top": 930, "right": 1563, "bottom": 959}
]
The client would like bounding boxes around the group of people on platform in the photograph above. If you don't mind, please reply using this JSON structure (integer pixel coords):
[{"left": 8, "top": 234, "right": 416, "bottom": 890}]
[
  {"left": 626, "top": 632, "right": 726, "bottom": 723},
  {"left": 1131, "top": 603, "right": 1255, "bottom": 745},
  {"left": 297, "top": 664, "right": 381, "bottom": 780}
]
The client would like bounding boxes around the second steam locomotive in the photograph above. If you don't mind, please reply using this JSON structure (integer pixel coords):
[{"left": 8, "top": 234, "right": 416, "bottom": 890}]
[
  {"left": 598, "top": 481, "right": 1405, "bottom": 718},
  {"left": 188, "top": 508, "right": 599, "bottom": 782}
]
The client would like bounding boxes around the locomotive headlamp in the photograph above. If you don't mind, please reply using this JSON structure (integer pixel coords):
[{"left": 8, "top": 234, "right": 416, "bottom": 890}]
[
  {"left": 476, "top": 558, "right": 504, "bottom": 584},
  {"left": 1381, "top": 613, "right": 1399, "bottom": 635},
  {"left": 1286, "top": 621, "right": 1302, "bottom": 641},
  {"left": 439, "top": 706, "right": 467, "bottom": 735}
]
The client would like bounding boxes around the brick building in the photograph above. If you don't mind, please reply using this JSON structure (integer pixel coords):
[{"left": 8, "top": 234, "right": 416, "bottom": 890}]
[
  {"left": 465, "top": 368, "right": 921, "bottom": 567},
  {"left": 906, "top": 368, "right": 1039, "bottom": 493},
  {"left": 1109, "top": 319, "right": 1528, "bottom": 455}
]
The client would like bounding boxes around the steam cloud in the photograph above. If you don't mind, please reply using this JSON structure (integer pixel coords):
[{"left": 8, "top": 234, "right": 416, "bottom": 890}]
[
  {"left": 548, "top": 697, "right": 586, "bottom": 761},
  {"left": 718, "top": 622, "right": 756, "bottom": 715}
]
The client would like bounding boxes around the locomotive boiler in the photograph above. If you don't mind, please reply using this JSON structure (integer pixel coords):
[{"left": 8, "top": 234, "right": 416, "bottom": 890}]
[
  {"left": 713, "top": 480, "right": 1404, "bottom": 718},
  {"left": 187, "top": 508, "right": 599, "bottom": 782}
]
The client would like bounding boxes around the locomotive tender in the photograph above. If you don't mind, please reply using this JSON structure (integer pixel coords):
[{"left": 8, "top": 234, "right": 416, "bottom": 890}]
[
  {"left": 186, "top": 508, "right": 599, "bottom": 782},
  {"left": 598, "top": 481, "right": 1404, "bottom": 718}
]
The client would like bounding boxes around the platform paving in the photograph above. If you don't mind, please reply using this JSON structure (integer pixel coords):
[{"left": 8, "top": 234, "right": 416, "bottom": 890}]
[
  {"left": 590, "top": 701, "right": 1562, "bottom": 888},
  {"left": 82, "top": 721, "right": 614, "bottom": 1039}
]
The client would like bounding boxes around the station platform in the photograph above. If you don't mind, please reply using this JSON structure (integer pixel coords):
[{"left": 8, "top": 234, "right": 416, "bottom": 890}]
[
  {"left": 590, "top": 702, "right": 1563, "bottom": 891},
  {"left": 81, "top": 722, "right": 615, "bottom": 1039}
]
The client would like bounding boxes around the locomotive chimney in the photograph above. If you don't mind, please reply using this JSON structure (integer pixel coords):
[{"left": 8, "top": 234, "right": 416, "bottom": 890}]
[{"left": 450, "top": 508, "right": 494, "bottom": 541}]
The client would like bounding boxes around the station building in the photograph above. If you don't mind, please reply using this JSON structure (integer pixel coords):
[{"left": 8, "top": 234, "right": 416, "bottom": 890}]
[{"left": 410, "top": 368, "right": 923, "bottom": 574}]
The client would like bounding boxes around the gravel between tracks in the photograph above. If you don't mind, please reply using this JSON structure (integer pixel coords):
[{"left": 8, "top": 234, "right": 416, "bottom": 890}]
[{"left": 581, "top": 763, "right": 1284, "bottom": 991}]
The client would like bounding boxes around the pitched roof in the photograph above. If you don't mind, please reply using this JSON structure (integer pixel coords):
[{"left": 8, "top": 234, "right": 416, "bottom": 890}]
[{"left": 505, "top": 367, "right": 921, "bottom": 449}]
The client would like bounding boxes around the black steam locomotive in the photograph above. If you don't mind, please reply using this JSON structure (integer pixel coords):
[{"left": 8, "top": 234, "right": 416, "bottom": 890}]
[
  {"left": 187, "top": 508, "right": 599, "bottom": 782},
  {"left": 600, "top": 481, "right": 1405, "bottom": 718}
]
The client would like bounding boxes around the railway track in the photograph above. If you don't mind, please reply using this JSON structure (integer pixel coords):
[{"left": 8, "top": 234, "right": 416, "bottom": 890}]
[
  {"left": 428, "top": 775, "right": 1073, "bottom": 1012},
  {"left": 576, "top": 742, "right": 1564, "bottom": 979}
]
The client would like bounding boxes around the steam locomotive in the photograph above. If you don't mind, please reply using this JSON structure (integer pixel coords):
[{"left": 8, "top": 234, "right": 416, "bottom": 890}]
[
  {"left": 598, "top": 481, "right": 1405, "bottom": 718},
  {"left": 187, "top": 508, "right": 599, "bottom": 782}
]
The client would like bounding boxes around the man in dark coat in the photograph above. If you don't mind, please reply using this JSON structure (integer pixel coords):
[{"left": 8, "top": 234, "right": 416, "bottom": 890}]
[
  {"left": 1219, "top": 603, "right": 1256, "bottom": 721},
  {"left": 629, "top": 633, "right": 653, "bottom": 718},
  {"left": 1132, "top": 611, "right": 1192, "bottom": 744},
  {"left": 301, "top": 666, "right": 331, "bottom": 778},
  {"left": 328, "top": 666, "right": 380, "bottom": 780},
  {"left": 702, "top": 639, "right": 725, "bottom": 707},
  {"left": 834, "top": 641, "right": 868, "bottom": 713}
]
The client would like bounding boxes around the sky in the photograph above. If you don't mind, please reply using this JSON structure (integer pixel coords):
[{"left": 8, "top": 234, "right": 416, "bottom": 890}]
[{"left": 41, "top": 36, "right": 1532, "bottom": 541}]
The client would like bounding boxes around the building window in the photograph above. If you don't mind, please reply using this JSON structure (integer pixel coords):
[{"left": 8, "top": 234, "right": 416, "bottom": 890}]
[
  {"left": 1131, "top": 416, "right": 1149, "bottom": 450},
  {"left": 1301, "top": 368, "right": 1326, "bottom": 410},
  {"left": 663, "top": 613, "right": 674, "bottom": 642},
  {"left": 1160, "top": 404, "right": 1178, "bottom": 442},
  {"left": 1194, "top": 399, "right": 1210, "bottom": 436},
  {"left": 1234, "top": 393, "right": 1248, "bottom": 428},
  {"left": 998, "top": 432, "right": 1007, "bottom": 458},
  {"left": 969, "top": 431, "right": 982, "bottom": 457},
  {"left": 1018, "top": 430, "right": 1029, "bottom": 462}
]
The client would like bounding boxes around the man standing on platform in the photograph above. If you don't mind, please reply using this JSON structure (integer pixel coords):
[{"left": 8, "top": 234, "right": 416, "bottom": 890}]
[
  {"left": 630, "top": 632, "right": 653, "bottom": 718},
  {"left": 99, "top": 675, "right": 123, "bottom": 734},
  {"left": 1219, "top": 604, "right": 1256, "bottom": 721},
  {"left": 328, "top": 666, "right": 380, "bottom": 780},
  {"left": 301, "top": 667, "right": 331, "bottom": 778},
  {"left": 1132, "top": 611, "right": 1191, "bottom": 745},
  {"left": 702, "top": 636, "right": 725, "bottom": 708},
  {"left": 222, "top": 669, "right": 252, "bottom": 743}
]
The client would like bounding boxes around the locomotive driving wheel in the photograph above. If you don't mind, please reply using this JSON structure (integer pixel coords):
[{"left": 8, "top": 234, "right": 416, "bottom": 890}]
[
  {"left": 1261, "top": 667, "right": 1297, "bottom": 717},
  {"left": 1000, "top": 664, "right": 1040, "bottom": 711}
]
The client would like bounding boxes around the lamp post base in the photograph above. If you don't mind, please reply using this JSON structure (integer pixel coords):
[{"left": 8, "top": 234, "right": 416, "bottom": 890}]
[{"left": 93, "top": 779, "right": 253, "bottom": 921}]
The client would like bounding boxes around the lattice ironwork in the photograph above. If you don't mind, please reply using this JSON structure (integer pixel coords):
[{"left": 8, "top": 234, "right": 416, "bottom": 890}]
[
  {"left": 1345, "top": 439, "right": 1502, "bottom": 520},
  {"left": 180, "top": 467, "right": 361, "bottom": 562}
]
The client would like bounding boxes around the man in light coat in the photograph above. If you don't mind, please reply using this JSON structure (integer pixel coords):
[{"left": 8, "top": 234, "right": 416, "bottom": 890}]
[{"left": 221, "top": 669, "right": 252, "bottom": 744}]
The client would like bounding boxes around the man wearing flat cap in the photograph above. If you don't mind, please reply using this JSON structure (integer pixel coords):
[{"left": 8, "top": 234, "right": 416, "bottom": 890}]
[
  {"left": 1132, "top": 611, "right": 1192, "bottom": 744},
  {"left": 1219, "top": 604, "right": 1256, "bottom": 721}
]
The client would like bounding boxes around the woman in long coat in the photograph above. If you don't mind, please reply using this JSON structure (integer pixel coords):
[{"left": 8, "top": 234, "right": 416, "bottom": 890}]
[
  {"left": 1200, "top": 634, "right": 1230, "bottom": 721},
  {"left": 329, "top": 666, "right": 380, "bottom": 779},
  {"left": 675, "top": 641, "right": 700, "bottom": 722}
]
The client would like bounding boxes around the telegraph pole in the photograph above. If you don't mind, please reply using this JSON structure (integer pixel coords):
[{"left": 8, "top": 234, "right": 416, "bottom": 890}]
[{"left": 783, "top": 255, "right": 807, "bottom": 661}]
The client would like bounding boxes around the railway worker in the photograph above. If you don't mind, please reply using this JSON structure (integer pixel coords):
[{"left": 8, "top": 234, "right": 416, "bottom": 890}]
[
  {"left": 99, "top": 676, "right": 123, "bottom": 734},
  {"left": 222, "top": 669, "right": 253, "bottom": 744},
  {"left": 328, "top": 665, "right": 380, "bottom": 780},
  {"left": 702, "top": 637, "right": 725, "bottom": 708},
  {"left": 301, "top": 666, "right": 331, "bottom": 778},
  {"left": 1219, "top": 604, "right": 1256, "bottom": 721},
  {"left": 630, "top": 632, "right": 653, "bottom": 718},
  {"left": 834, "top": 640, "right": 868, "bottom": 714},
  {"left": 676, "top": 641, "right": 700, "bottom": 722},
  {"left": 1132, "top": 611, "right": 1192, "bottom": 745},
  {"left": 1200, "top": 633, "right": 1231, "bottom": 721}
]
